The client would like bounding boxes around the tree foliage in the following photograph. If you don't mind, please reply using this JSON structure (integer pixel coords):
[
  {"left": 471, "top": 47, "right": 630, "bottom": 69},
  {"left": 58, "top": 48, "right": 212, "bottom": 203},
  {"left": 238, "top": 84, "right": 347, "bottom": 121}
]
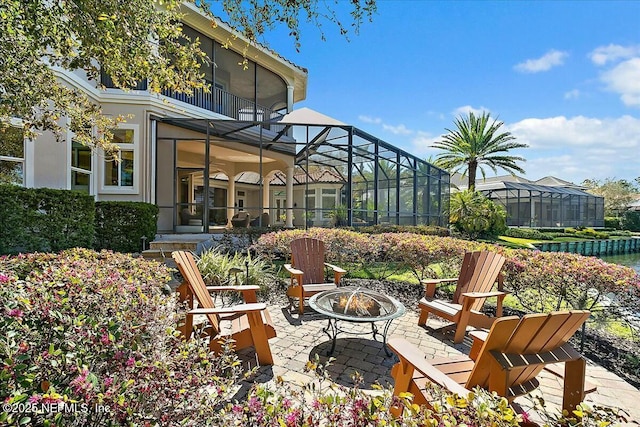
[
  {"left": 582, "top": 177, "right": 639, "bottom": 217},
  {"left": 0, "top": 0, "right": 376, "bottom": 152},
  {"left": 433, "top": 112, "right": 528, "bottom": 190},
  {"left": 448, "top": 190, "right": 507, "bottom": 239}
]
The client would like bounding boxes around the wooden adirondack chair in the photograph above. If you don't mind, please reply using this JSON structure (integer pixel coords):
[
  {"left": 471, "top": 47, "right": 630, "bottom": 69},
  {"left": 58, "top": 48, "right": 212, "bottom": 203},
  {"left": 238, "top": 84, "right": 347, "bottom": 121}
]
[
  {"left": 390, "top": 310, "right": 591, "bottom": 414},
  {"left": 418, "top": 251, "right": 507, "bottom": 343},
  {"left": 172, "top": 250, "right": 276, "bottom": 365},
  {"left": 284, "top": 238, "right": 346, "bottom": 314}
]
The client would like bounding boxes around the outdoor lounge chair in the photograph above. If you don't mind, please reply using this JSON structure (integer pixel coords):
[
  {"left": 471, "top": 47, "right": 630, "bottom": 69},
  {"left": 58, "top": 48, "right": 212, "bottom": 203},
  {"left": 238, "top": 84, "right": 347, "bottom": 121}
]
[
  {"left": 390, "top": 310, "right": 591, "bottom": 414},
  {"left": 172, "top": 250, "right": 276, "bottom": 365},
  {"left": 231, "top": 211, "right": 250, "bottom": 228},
  {"left": 284, "top": 237, "right": 346, "bottom": 314},
  {"left": 418, "top": 251, "right": 507, "bottom": 343},
  {"left": 250, "top": 212, "right": 270, "bottom": 227}
]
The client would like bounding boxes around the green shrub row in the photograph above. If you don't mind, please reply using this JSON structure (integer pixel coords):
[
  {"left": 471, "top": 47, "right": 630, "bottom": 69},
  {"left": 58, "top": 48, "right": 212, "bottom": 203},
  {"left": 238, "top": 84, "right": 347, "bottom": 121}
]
[
  {"left": 564, "top": 227, "right": 610, "bottom": 239},
  {"left": 0, "top": 185, "right": 157, "bottom": 254},
  {"left": 94, "top": 201, "right": 158, "bottom": 253},
  {"left": 0, "top": 185, "right": 94, "bottom": 254},
  {"left": 503, "top": 227, "right": 554, "bottom": 241},
  {"left": 349, "top": 224, "right": 450, "bottom": 237}
]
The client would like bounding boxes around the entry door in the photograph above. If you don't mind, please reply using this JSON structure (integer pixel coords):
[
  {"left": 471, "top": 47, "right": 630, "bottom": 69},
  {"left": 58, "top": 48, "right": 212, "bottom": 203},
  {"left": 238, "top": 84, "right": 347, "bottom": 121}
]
[{"left": 274, "top": 191, "right": 286, "bottom": 223}]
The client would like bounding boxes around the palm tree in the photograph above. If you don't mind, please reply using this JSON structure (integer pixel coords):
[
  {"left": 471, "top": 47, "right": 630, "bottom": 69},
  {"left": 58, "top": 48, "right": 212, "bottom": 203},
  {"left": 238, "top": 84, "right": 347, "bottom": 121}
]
[{"left": 432, "top": 112, "right": 528, "bottom": 191}]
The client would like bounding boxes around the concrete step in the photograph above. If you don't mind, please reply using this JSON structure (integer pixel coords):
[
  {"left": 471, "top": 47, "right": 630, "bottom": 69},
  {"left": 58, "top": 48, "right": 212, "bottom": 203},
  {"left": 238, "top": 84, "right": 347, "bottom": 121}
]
[
  {"left": 141, "top": 249, "right": 169, "bottom": 261},
  {"left": 149, "top": 241, "right": 199, "bottom": 251}
]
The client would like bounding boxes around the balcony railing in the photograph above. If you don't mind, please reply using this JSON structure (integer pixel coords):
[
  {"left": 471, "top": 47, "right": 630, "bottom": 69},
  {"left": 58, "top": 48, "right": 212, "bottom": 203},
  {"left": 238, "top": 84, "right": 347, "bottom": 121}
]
[
  {"left": 162, "top": 83, "right": 286, "bottom": 133},
  {"left": 100, "top": 71, "right": 285, "bottom": 133}
]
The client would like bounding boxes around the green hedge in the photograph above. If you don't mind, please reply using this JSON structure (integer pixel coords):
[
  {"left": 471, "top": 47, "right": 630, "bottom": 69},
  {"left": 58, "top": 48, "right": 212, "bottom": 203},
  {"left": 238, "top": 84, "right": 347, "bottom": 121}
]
[
  {"left": 503, "top": 227, "right": 554, "bottom": 240},
  {"left": 622, "top": 211, "right": 640, "bottom": 232},
  {"left": 95, "top": 201, "right": 159, "bottom": 253},
  {"left": 350, "top": 224, "right": 450, "bottom": 236},
  {"left": 0, "top": 185, "right": 94, "bottom": 254}
]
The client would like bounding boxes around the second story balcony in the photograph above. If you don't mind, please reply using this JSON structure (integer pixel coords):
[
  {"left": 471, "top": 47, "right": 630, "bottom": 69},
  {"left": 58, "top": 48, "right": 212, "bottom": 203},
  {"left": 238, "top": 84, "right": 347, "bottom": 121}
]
[{"left": 100, "top": 71, "right": 286, "bottom": 133}]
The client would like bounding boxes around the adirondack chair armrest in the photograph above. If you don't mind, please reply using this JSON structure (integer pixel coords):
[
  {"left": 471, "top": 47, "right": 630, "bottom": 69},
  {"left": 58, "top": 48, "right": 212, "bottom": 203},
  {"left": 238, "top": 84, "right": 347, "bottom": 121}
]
[
  {"left": 188, "top": 303, "right": 267, "bottom": 315},
  {"left": 420, "top": 277, "right": 458, "bottom": 298},
  {"left": 284, "top": 264, "right": 304, "bottom": 276},
  {"left": 461, "top": 290, "right": 508, "bottom": 299},
  {"left": 325, "top": 263, "right": 346, "bottom": 274},
  {"left": 388, "top": 338, "right": 469, "bottom": 396},
  {"left": 325, "top": 263, "right": 346, "bottom": 284},
  {"left": 206, "top": 285, "right": 261, "bottom": 292}
]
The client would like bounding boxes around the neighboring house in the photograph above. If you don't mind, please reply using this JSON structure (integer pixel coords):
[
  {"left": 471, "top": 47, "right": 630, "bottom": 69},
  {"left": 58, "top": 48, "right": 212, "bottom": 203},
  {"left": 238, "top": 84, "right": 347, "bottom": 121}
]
[
  {"left": 628, "top": 196, "right": 640, "bottom": 212},
  {"left": 1, "top": 3, "right": 449, "bottom": 234},
  {"left": 451, "top": 174, "right": 605, "bottom": 228}
]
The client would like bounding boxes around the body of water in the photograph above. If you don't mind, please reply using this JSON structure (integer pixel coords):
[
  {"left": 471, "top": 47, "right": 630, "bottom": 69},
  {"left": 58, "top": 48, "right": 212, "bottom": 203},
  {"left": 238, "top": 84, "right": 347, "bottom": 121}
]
[{"left": 599, "top": 252, "right": 640, "bottom": 273}]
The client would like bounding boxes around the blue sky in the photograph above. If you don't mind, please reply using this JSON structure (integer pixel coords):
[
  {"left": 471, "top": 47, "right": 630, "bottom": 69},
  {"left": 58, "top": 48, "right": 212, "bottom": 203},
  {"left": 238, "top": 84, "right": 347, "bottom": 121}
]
[{"left": 216, "top": 1, "right": 640, "bottom": 185}]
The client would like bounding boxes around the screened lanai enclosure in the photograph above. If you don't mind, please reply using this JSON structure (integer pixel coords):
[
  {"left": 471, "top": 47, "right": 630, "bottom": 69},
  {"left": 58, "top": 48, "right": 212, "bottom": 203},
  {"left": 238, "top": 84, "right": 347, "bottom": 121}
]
[
  {"left": 479, "top": 181, "right": 604, "bottom": 228},
  {"left": 154, "top": 112, "right": 449, "bottom": 233}
]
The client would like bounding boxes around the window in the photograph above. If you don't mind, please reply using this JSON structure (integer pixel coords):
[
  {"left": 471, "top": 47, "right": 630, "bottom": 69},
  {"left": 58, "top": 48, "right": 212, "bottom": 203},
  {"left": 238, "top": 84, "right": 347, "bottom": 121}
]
[
  {"left": 102, "top": 126, "right": 138, "bottom": 192},
  {"left": 71, "top": 141, "right": 93, "bottom": 194},
  {"left": 322, "top": 188, "right": 337, "bottom": 218},
  {"left": 0, "top": 126, "right": 25, "bottom": 185}
]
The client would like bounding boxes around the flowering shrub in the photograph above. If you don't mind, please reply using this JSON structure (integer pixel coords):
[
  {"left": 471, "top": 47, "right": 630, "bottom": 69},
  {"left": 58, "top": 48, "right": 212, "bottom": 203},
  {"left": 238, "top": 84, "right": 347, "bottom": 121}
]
[
  {"left": 218, "top": 357, "right": 522, "bottom": 427},
  {"left": 503, "top": 250, "right": 640, "bottom": 317},
  {"left": 254, "top": 229, "right": 640, "bottom": 321},
  {"left": 252, "top": 228, "right": 507, "bottom": 280},
  {"left": 0, "top": 249, "right": 242, "bottom": 426}
]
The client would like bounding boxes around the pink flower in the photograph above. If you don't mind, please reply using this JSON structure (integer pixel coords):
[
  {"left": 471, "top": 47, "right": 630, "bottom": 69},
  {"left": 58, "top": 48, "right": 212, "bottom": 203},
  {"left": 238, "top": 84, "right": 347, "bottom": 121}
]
[
  {"left": 28, "top": 395, "right": 41, "bottom": 404},
  {"left": 104, "top": 377, "right": 114, "bottom": 387},
  {"left": 100, "top": 334, "right": 110, "bottom": 345},
  {"left": 232, "top": 404, "right": 243, "bottom": 415},
  {"left": 126, "top": 357, "right": 135, "bottom": 367},
  {"left": 0, "top": 274, "right": 9, "bottom": 283},
  {"left": 7, "top": 308, "right": 23, "bottom": 318},
  {"left": 285, "top": 409, "right": 301, "bottom": 427},
  {"left": 247, "top": 396, "right": 262, "bottom": 412}
]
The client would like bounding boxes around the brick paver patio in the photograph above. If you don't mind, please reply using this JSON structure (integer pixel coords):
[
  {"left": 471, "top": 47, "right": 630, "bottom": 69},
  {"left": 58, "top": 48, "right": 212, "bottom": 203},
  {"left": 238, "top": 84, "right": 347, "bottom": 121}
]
[{"left": 235, "top": 301, "right": 640, "bottom": 425}]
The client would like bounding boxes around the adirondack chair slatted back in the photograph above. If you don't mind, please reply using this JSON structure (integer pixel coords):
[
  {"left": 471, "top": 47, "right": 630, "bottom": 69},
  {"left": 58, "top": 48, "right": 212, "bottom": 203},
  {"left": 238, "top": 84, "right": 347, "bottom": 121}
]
[
  {"left": 453, "top": 251, "right": 505, "bottom": 312},
  {"left": 466, "top": 310, "right": 590, "bottom": 392},
  {"left": 290, "top": 238, "right": 325, "bottom": 285},
  {"left": 172, "top": 251, "right": 220, "bottom": 334}
]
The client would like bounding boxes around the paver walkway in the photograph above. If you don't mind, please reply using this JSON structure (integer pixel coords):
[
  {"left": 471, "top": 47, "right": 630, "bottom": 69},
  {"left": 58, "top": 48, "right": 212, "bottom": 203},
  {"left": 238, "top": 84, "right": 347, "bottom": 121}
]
[{"left": 235, "top": 302, "right": 640, "bottom": 425}]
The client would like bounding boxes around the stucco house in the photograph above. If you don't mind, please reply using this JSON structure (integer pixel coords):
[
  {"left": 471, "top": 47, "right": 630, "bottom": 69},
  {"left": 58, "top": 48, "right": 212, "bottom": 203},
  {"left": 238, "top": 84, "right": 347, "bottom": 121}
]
[{"left": 1, "top": 3, "right": 449, "bottom": 234}]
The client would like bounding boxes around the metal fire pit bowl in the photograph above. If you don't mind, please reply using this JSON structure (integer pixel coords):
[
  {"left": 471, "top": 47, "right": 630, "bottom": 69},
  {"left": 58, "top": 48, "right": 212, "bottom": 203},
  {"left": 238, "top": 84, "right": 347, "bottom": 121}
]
[{"left": 309, "top": 286, "right": 406, "bottom": 356}]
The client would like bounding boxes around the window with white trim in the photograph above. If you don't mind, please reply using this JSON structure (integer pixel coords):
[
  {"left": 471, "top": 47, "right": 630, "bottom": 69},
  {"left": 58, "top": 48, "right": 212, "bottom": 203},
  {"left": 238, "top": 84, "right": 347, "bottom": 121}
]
[
  {"left": 71, "top": 141, "right": 93, "bottom": 194},
  {"left": 102, "top": 126, "right": 138, "bottom": 192},
  {"left": 0, "top": 126, "right": 25, "bottom": 186}
]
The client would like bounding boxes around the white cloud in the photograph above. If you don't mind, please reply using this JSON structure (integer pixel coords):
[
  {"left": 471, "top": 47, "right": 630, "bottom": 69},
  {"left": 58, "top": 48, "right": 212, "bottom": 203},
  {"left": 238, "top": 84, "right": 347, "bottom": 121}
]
[
  {"left": 514, "top": 49, "right": 568, "bottom": 73},
  {"left": 382, "top": 123, "right": 412, "bottom": 135},
  {"left": 506, "top": 115, "right": 640, "bottom": 183},
  {"left": 358, "top": 115, "right": 382, "bottom": 124},
  {"left": 589, "top": 44, "right": 640, "bottom": 66},
  {"left": 452, "top": 105, "right": 490, "bottom": 117},
  {"left": 600, "top": 58, "right": 640, "bottom": 107},
  {"left": 410, "top": 131, "right": 442, "bottom": 157},
  {"left": 564, "top": 89, "right": 580, "bottom": 100}
]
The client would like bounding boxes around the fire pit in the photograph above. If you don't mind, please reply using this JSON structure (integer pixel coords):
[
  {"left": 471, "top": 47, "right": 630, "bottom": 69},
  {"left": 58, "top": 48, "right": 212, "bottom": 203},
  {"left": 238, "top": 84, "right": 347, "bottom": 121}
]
[{"left": 309, "top": 287, "right": 406, "bottom": 356}]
